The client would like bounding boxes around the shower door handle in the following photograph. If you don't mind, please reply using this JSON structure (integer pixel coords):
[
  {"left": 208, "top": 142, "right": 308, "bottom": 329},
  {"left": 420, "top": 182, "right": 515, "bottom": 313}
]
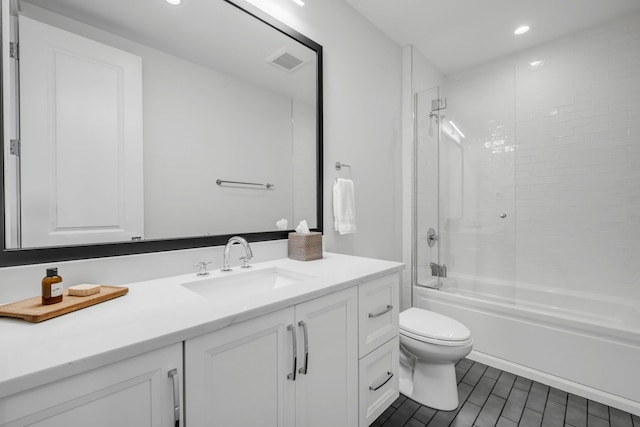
[{"left": 427, "top": 228, "right": 438, "bottom": 247}]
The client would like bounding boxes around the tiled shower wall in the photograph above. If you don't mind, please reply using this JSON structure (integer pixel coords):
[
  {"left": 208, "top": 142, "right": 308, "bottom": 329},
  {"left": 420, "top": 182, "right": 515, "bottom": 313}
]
[{"left": 432, "top": 12, "right": 640, "bottom": 302}]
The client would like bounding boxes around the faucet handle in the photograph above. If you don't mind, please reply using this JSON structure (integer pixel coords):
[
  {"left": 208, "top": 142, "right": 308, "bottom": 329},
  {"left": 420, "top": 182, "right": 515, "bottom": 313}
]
[
  {"left": 239, "top": 256, "right": 252, "bottom": 269},
  {"left": 195, "top": 261, "right": 212, "bottom": 276}
]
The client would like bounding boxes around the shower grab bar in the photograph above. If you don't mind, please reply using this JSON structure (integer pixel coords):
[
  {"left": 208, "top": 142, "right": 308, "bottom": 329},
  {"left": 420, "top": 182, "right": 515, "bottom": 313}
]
[{"left": 216, "top": 179, "right": 274, "bottom": 189}]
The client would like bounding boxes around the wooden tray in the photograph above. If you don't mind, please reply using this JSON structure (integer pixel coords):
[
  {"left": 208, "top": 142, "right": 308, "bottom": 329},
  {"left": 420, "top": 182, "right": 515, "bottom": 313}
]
[{"left": 0, "top": 286, "right": 128, "bottom": 323}]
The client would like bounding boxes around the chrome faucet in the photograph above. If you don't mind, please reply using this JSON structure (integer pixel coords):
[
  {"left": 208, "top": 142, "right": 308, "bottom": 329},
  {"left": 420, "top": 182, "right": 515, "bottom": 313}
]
[{"left": 222, "top": 236, "right": 253, "bottom": 271}]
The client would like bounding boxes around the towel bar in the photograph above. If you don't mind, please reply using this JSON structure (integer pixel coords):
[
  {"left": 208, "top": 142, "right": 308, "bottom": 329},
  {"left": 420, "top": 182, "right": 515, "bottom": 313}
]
[
  {"left": 335, "top": 161, "right": 351, "bottom": 171},
  {"left": 216, "top": 179, "right": 274, "bottom": 189}
]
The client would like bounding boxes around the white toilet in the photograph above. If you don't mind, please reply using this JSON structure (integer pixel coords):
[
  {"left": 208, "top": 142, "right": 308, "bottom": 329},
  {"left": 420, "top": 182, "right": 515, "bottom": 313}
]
[{"left": 399, "top": 307, "right": 473, "bottom": 411}]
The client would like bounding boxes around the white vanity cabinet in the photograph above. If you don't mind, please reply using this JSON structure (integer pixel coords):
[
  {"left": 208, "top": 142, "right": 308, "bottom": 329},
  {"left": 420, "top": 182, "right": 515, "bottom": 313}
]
[
  {"left": 185, "top": 286, "right": 358, "bottom": 427},
  {"left": 0, "top": 343, "right": 183, "bottom": 427}
]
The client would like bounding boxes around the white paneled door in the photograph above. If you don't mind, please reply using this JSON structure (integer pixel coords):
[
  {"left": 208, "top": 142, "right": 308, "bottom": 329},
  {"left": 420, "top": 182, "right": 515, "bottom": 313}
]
[{"left": 19, "top": 15, "right": 144, "bottom": 247}]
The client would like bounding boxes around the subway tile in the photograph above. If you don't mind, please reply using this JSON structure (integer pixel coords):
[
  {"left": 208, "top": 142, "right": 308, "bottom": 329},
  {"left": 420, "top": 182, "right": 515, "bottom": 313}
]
[
  {"left": 405, "top": 418, "right": 427, "bottom": 427},
  {"left": 548, "top": 388, "right": 568, "bottom": 405},
  {"left": 609, "top": 407, "right": 633, "bottom": 427},
  {"left": 461, "top": 362, "right": 487, "bottom": 387},
  {"left": 391, "top": 394, "right": 407, "bottom": 408},
  {"left": 474, "top": 394, "right": 506, "bottom": 427},
  {"left": 502, "top": 387, "right": 529, "bottom": 422},
  {"left": 413, "top": 405, "right": 438, "bottom": 425},
  {"left": 526, "top": 382, "right": 550, "bottom": 414},
  {"left": 496, "top": 417, "right": 518, "bottom": 427},
  {"left": 426, "top": 409, "right": 457, "bottom": 427},
  {"left": 467, "top": 375, "right": 498, "bottom": 407},
  {"left": 458, "top": 381, "right": 475, "bottom": 406},
  {"left": 457, "top": 358, "right": 474, "bottom": 370},
  {"left": 382, "top": 398, "right": 420, "bottom": 427},
  {"left": 587, "top": 414, "right": 610, "bottom": 427},
  {"left": 561, "top": 395, "right": 587, "bottom": 427},
  {"left": 491, "top": 371, "right": 516, "bottom": 399},
  {"left": 588, "top": 400, "right": 609, "bottom": 420},
  {"left": 520, "top": 408, "right": 544, "bottom": 427},
  {"left": 542, "top": 400, "right": 567, "bottom": 427},
  {"left": 484, "top": 366, "right": 502, "bottom": 380},
  {"left": 449, "top": 401, "right": 481, "bottom": 427},
  {"left": 514, "top": 376, "right": 533, "bottom": 391}
]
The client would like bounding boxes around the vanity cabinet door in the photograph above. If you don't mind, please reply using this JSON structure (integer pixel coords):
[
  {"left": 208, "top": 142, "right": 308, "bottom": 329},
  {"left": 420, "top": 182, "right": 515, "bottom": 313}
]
[
  {"left": 294, "top": 287, "right": 358, "bottom": 427},
  {"left": 185, "top": 307, "right": 296, "bottom": 427},
  {"left": 0, "top": 343, "right": 182, "bottom": 427}
]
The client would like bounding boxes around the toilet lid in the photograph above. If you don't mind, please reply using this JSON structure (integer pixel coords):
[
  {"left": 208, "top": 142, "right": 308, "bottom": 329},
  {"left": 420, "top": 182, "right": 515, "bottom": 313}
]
[{"left": 400, "top": 308, "right": 471, "bottom": 342}]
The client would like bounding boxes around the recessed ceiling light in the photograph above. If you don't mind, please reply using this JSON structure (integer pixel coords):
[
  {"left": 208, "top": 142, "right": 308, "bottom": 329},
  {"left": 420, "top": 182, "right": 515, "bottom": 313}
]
[
  {"left": 166, "top": 0, "right": 181, "bottom": 5},
  {"left": 290, "top": 0, "right": 305, "bottom": 5},
  {"left": 514, "top": 25, "right": 530, "bottom": 35}
]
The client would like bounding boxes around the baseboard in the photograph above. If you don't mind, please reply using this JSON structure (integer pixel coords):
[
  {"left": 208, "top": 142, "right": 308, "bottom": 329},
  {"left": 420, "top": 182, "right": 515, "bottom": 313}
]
[{"left": 467, "top": 350, "right": 640, "bottom": 417}]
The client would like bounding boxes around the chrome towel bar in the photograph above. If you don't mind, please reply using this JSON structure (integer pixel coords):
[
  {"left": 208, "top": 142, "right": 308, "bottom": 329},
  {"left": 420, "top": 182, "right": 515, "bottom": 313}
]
[{"left": 216, "top": 179, "right": 274, "bottom": 189}]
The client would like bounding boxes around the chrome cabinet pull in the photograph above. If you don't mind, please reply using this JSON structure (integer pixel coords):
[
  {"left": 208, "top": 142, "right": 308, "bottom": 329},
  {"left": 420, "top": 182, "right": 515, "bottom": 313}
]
[
  {"left": 287, "top": 324, "right": 297, "bottom": 381},
  {"left": 298, "top": 321, "right": 309, "bottom": 375},
  {"left": 369, "top": 371, "right": 394, "bottom": 391},
  {"left": 369, "top": 304, "right": 393, "bottom": 318},
  {"left": 168, "top": 369, "right": 180, "bottom": 427}
]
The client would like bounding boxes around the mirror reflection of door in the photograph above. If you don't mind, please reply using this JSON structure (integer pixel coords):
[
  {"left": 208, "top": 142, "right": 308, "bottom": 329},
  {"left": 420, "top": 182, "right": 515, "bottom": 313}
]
[{"left": 19, "top": 15, "right": 144, "bottom": 247}]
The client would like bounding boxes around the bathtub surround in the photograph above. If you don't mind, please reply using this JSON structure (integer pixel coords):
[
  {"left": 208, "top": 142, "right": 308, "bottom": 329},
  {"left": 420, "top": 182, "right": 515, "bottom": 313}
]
[{"left": 404, "top": 10, "right": 640, "bottom": 417}]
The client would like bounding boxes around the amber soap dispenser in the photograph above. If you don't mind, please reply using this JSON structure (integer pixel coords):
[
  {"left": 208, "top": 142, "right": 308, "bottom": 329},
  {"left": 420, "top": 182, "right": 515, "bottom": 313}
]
[{"left": 42, "top": 268, "right": 63, "bottom": 305}]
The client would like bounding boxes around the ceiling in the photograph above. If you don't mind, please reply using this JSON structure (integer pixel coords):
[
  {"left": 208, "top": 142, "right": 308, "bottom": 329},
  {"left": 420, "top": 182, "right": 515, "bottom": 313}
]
[{"left": 345, "top": 0, "right": 640, "bottom": 74}]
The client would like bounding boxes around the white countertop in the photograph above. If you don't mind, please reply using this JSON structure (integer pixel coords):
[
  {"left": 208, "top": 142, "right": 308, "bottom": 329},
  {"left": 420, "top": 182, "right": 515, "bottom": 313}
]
[{"left": 0, "top": 253, "right": 403, "bottom": 398}]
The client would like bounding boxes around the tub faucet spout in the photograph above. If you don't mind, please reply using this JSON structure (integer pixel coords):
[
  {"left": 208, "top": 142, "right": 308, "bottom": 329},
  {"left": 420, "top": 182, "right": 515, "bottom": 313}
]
[{"left": 222, "top": 236, "right": 253, "bottom": 271}]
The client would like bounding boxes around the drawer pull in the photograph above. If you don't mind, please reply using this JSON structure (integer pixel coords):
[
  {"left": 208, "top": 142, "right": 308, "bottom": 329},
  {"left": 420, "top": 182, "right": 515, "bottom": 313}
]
[
  {"left": 298, "top": 321, "right": 309, "bottom": 375},
  {"left": 369, "top": 305, "right": 393, "bottom": 318},
  {"left": 168, "top": 369, "right": 180, "bottom": 427},
  {"left": 369, "top": 371, "right": 394, "bottom": 391},
  {"left": 287, "top": 324, "right": 297, "bottom": 381}
]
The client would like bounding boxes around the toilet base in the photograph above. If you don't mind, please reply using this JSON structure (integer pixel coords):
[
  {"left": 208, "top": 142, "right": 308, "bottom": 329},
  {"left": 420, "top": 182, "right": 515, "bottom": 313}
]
[{"left": 399, "top": 358, "right": 459, "bottom": 411}]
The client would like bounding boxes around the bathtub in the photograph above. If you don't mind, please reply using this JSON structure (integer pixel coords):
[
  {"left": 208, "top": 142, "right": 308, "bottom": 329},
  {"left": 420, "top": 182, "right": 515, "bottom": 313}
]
[{"left": 413, "top": 276, "right": 640, "bottom": 416}]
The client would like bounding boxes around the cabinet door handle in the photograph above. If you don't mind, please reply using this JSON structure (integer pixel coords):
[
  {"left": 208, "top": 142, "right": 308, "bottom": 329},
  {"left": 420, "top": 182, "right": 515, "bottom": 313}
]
[
  {"left": 298, "top": 321, "right": 309, "bottom": 375},
  {"left": 287, "top": 324, "right": 297, "bottom": 381},
  {"left": 369, "top": 305, "right": 393, "bottom": 318},
  {"left": 369, "top": 371, "right": 394, "bottom": 391},
  {"left": 168, "top": 369, "right": 180, "bottom": 427}
]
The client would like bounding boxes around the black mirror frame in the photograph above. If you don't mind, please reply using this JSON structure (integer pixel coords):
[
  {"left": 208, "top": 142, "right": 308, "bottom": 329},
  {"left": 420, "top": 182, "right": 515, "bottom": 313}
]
[{"left": 0, "top": 0, "right": 323, "bottom": 267}]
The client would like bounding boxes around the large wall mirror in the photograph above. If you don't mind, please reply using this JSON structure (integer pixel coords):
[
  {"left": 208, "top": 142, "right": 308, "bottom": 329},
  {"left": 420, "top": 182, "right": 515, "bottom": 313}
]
[{"left": 0, "top": 0, "right": 322, "bottom": 267}]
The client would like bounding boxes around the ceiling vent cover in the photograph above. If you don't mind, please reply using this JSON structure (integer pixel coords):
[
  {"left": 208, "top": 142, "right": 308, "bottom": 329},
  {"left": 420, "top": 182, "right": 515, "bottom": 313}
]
[{"left": 267, "top": 50, "right": 305, "bottom": 72}]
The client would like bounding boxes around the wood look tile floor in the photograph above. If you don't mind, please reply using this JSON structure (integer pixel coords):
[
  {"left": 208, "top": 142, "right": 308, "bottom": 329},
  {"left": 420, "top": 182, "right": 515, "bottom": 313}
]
[{"left": 373, "top": 359, "right": 640, "bottom": 427}]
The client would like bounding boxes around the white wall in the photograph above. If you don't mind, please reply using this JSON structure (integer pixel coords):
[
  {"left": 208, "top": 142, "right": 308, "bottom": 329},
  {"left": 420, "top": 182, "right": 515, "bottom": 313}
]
[
  {"left": 240, "top": 0, "right": 404, "bottom": 262},
  {"left": 0, "top": 0, "right": 404, "bottom": 302}
]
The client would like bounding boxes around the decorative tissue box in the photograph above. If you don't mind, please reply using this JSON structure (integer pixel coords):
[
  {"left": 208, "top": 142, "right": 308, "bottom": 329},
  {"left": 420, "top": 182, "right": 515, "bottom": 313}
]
[{"left": 288, "top": 232, "right": 322, "bottom": 261}]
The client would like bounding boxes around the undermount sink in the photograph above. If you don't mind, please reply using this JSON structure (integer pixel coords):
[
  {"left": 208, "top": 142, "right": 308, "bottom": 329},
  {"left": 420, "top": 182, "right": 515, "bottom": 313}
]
[{"left": 182, "top": 266, "right": 316, "bottom": 302}]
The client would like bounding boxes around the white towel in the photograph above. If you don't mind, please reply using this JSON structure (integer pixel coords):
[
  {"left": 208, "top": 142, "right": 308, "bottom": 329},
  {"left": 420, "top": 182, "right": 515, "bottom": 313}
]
[{"left": 333, "top": 178, "right": 356, "bottom": 235}]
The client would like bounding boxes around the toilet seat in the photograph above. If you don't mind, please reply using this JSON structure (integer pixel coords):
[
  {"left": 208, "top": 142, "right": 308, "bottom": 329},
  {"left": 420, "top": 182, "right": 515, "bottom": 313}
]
[{"left": 400, "top": 308, "right": 471, "bottom": 345}]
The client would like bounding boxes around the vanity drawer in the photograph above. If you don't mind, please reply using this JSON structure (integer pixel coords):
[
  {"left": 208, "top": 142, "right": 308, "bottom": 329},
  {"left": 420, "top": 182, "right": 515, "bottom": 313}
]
[
  {"left": 359, "top": 336, "right": 399, "bottom": 427},
  {"left": 358, "top": 273, "right": 399, "bottom": 357}
]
